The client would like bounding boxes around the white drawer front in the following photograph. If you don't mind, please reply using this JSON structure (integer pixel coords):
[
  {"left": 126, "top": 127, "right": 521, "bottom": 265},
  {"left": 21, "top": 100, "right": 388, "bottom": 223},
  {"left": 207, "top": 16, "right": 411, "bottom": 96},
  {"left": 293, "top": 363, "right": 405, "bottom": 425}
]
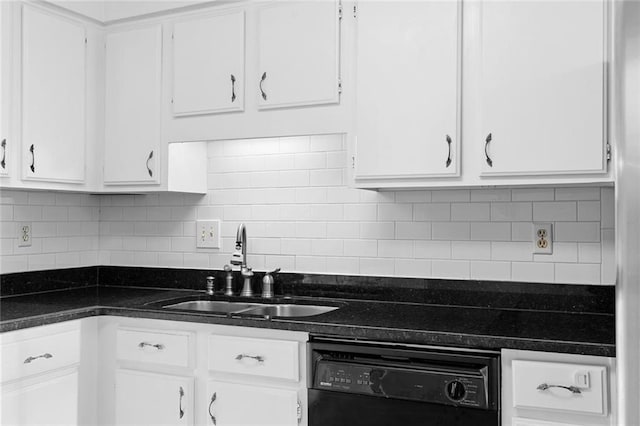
[
  {"left": 117, "top": 328, "right": 191, "bottom": 368},
  {"left": 208, "top": 335, "right": 299, "bottom": 382},
  {"left": 514, "top": 418, "right": 582, "bottom": 426},
  {"left": 0, "top": 330, "right": 80, "bottom": 383},
  {"left": 512, "top": 360, "right": 607, "bottom": 415}
]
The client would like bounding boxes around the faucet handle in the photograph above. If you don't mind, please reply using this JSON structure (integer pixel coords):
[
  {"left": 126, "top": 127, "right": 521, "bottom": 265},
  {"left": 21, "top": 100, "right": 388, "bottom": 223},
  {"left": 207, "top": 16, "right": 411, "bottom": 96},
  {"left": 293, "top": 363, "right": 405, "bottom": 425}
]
[
  {"left": 266, "top": 268, "right": 281, "bottom": 275},
  {"left": 224, "top": 264, "right": 232, "bottom": 273},
  {"left": 241, "top": 267, "right": 253, "bottom": 278}
]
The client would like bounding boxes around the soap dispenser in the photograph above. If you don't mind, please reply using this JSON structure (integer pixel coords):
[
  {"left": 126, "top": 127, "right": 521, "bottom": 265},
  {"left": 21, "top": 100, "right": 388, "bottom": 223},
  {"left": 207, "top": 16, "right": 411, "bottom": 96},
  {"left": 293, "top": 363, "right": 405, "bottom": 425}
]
[{"left": 261, "top": 268, "right": 280, "bottom": 299}]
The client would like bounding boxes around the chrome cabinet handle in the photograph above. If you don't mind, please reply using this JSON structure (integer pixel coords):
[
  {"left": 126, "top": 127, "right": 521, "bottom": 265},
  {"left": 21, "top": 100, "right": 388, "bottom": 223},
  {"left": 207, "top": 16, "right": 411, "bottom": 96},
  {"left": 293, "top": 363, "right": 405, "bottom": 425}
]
[
  {"left": 1, "top": 139, "right": 6, "bottom": 169},
  {"left": 537, "top": 383, "right": 582, "bottom": 394},
  {"left": 208, "top": 392, "right": 217, "bottom": 425},
  {"left": 138, "top": 341, "right": 164, "bottom": 350},
  {"left": 29, "top": 144, "right": 35, "bottom": 173},
  {"left": 235, "top": 353, "right": 264, "bottom": 363},
  {"left": 259, "top": 72, "right": 267, "bottom": 101},
  {"left": 179, "top": 386, "right": 185, "bottom": 419},
  {"left": 484, "top": 133, "right": 493, "bottom": 167},
  {"left": 445, "top": 135, "right": 452, "bottom": 168},
  {"left": 24, "top": 353, "right": 53, "bottom": 364},
  {"left": 146, "top": 150, "right": 153, "bottom": 177},
  {"left": 231, "top": 74, "right": 236, "bottom": 102}
]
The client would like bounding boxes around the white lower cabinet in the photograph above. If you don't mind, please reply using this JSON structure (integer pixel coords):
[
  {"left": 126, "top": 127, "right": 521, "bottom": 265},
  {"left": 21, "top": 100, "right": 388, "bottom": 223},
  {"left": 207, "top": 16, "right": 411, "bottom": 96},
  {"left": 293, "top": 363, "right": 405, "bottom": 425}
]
[
  {"left": 1, "top": 369, "right": 79, "bottom": 426},
  {"left": 102, "top": 317, "right": 308, "bottom": 426},
  {"left": 206, "top": 381, "right": 300, "bottom": 426},
  {"left": 0, "top": 320, "right": 86, "bottom": 426},
  {"left": 116, "top": 369, "right": 194, "bottom": 426},
  {"left": 502, "top": 349, "right": 617, "bottom": 426}
]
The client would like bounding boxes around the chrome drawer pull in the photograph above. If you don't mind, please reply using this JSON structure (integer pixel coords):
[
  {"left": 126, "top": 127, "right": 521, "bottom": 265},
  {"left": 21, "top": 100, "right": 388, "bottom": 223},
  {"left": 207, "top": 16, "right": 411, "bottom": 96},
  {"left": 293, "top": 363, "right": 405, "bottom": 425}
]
[
  {"left": 138, "top": 342, "right": 165, "bottom": 351},
  {"left": 235, "top": 353, "right": 265, "bottom": 363},
  {"left": 537, "top": 383, "right": 582, "bottom": 394},
  {"left": 179, "top": 386, "right": 185, "bottom": 419},
  {"left": 23, "top": 353, "right": 53, "bottom": 364}
]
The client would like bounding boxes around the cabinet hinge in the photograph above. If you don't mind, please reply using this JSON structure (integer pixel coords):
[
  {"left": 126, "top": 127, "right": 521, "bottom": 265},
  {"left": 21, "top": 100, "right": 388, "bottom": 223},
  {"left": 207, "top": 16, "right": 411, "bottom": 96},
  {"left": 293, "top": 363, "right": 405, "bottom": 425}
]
[
  {"left": 171, "top": 32, "right": 174, "bottom": 40},
  {"left": 338, "top": 79, "right": 342, "bottom": 95},
  {"left": 606, "top": 142, "right": 611, "bottom": 161},
  {"left": 84, "top": 37, "right": 87, "bottom": 44},
  {"left": 338, "top": 2, "right": 343, "bottom": 20},
  {"left": 297, "top": 400, "right": 302, "bottom": 423},
  {"left": 351, "top": 155, "right": 355, "bottom": 169},
  {"left": 353, "top": 5, "right": 357, "bottom": 18}
]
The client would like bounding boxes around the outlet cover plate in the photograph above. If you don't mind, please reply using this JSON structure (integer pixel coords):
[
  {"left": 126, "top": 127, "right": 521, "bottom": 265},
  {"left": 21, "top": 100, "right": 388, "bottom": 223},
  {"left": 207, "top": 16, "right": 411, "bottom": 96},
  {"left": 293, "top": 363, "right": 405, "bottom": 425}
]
[
  {"left": 533, "top": 222, "right": 553, "bottom": 254},
  {"left": 196, "top": 220, "right": 221, "bottom": 249},
  {"left": 18, "top": 222, "right": 32, "bottom": 247}
]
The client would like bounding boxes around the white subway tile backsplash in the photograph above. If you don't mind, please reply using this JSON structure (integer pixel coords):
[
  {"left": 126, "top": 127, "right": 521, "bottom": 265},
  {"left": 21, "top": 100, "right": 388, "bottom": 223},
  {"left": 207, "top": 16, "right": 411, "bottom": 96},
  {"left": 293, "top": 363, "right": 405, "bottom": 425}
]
[
  {"left": 511, "top": 188, "right": 555, "bottom": 202},
  {"left": 491, "top": 202, "right": 532, "bottom": 222},
  {"left": 0, "top": 135, "right": 614, "bottom": 285},
  {"left": 533, "top": 202, "right": 577, "bottom": 222},
  {"left": 452, "top": 241, "right": 491, "bottom": 260},
  {"left": 555, "top": 222, "right": 600, "bottom": 242},
  {"left": 471, "top": 222, "right": 511, "bottom": 241},
  {"left": 432, "top": 260, "right": 470, "bottom": 279},
  {"left": 512, "top": 262, "right": 555, "bottom": 282},
  {"left": 555, "top": 187, "right": 600, "bottom": 201},
  {"left": 555, "top": 263, "right": 601, "bottom": 284},
  {"left": 578, "top": 201, "right": 601, "bottom": 221},
  {"left": 491, "top": 242, "right": 532, "bottom": 262},
  {"left": 470, "top": 261, "right": 511, "bottom": 280},
  {"left": 432, "top": 223, "right": 470, "bottom": 241},
  {"left": 451, "top": 203, "right": 490, "bottom": 221}
]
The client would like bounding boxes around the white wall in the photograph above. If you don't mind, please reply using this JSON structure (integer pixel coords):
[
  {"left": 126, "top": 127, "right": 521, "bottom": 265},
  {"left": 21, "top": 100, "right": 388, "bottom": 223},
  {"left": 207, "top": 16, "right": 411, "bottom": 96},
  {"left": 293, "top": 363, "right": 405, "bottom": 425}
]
[{"left": 0, "top": 134, "right": 616, "bottom": 284}]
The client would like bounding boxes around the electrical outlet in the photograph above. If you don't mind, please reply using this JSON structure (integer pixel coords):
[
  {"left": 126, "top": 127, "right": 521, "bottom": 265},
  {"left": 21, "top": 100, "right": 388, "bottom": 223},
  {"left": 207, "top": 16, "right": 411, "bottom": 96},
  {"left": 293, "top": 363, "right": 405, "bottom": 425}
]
[
  {"left": 533, "top": 223, "right": 553, "bottom": 254},
  {"left": 18, "top": 222, "right": 32, "bottom": 247},
  {"left": 196, "top": 220, "right": 221, "bottom": 249}
]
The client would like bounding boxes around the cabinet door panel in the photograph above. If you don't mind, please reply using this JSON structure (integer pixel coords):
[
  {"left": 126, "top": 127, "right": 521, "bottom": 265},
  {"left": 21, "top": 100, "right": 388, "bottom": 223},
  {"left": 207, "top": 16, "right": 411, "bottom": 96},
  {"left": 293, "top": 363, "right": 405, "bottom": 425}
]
[
  {"left": 21, "top": 5, "right": 86, "bottom": 183},
  {"left": 173, "top": 11, "right": 245, "bottom": 116},
  {"left": 354, "top": 1, "right": 460, "bottom": 182},
  {"left": 480, "top": 1, "right": 606, "bottom": 176},
  {"left": 206, "top": 380, "right": 299, "bottom": 426},
  {"left": 257, "top": 1, "right": 340, "bottom": 109},
  {"left": 104, "top": 25, "right": 161, "bottom": 185},
  {"left": 0, "top": 1, "right": 8, "bottom": 177},
  {"left": 1, "top": 369, "right": 78, "bottom": 425},
  {"left": 115, "top": 370, "right": 193, "bottom": 426}
]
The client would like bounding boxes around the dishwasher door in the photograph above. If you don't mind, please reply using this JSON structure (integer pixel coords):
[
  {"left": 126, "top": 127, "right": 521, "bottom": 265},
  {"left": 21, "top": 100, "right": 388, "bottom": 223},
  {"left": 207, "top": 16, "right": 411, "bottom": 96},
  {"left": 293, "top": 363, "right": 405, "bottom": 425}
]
[
  {"left": 308, "top": 338, "right": 500, "bottom": 426},
  {"left": 308, "top": 388, "right": 500, "bottom": 426}
]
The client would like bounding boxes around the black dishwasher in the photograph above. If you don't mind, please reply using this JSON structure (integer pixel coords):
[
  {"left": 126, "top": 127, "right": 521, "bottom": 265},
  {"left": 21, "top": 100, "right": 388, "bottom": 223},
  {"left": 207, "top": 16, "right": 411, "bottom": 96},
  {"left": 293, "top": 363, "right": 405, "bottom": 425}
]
[{"left": 308, "top": 337, "right": 500, "bottom": 426}]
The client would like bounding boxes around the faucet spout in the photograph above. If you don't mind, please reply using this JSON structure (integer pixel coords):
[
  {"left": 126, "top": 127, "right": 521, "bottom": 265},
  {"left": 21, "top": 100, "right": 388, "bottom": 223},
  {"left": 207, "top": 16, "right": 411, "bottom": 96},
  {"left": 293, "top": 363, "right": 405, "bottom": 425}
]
[{"left": 230, "top": 223, "right": 247, "bottom": 269}]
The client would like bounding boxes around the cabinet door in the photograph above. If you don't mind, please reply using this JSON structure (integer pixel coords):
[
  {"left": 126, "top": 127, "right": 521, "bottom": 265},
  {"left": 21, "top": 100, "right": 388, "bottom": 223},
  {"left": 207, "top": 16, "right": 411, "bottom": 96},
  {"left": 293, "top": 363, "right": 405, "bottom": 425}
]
[
  {"left": 206, "top": 380, "right": 300, "bottom": 426},
  {"left": 115, "top": 370, "right": 194, "bottom": 426},
  {"left": 21, "top": 5, "right": 86, "bottom": 183},
  {"left": 256, "top": 1, "right": 340, "bottom": 109},
  {"left": 104, "top": 25, "right": 161, "bottom": 185},
  {"left": 479, "top": 1, "right": 606, "bottom": 176},
  {"left": 354, "top": 1, "right": 460, "bottom": 183},
  {"left": 172, "top": 11, "right": 245, "bottom": 116},
  {"left": 1, "top": 369, "right": 78, "bottom": 425},
  {"left": 0, "top": 1, "right": 8, "bottom": 177}
]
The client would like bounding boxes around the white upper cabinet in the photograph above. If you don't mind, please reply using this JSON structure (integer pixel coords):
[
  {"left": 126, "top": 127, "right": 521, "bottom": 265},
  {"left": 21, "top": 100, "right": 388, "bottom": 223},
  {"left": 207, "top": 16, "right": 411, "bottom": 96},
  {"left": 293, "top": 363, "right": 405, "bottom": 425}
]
[
  {"left": 104, "top": 25, "right": 162, "bottom": 185},
  {"left": 479, "top": 0, "right": 607, "bottom": 176},
  {"left": 0, "top": 2, "right": 9, "bottom": 177},
  {"left": 172, "top": 10, "right": 245, "bottom": 116},
  {"left": 21, "top": 5, "right": 86, "bottom": 183},
  {"left": 354, "top": 1, "right": 460, "bottom": 184},
  {"left": 256, "top": 1, "right": 341, "bottom": 109}
]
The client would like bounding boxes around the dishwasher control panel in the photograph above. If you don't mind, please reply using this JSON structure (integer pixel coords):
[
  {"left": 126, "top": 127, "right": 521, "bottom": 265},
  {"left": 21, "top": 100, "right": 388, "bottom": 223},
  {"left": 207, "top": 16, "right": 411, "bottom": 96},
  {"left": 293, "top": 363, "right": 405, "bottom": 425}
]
[{"left": 313, "top": 360, "right": 490, "bottom": 409}]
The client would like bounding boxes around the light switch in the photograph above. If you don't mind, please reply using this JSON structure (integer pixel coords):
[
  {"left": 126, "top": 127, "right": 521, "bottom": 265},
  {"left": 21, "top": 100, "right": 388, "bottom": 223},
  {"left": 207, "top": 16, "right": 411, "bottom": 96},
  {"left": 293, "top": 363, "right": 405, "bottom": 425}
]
[{"left": 196, "top": 220, "right": 221, "bottom": 249}]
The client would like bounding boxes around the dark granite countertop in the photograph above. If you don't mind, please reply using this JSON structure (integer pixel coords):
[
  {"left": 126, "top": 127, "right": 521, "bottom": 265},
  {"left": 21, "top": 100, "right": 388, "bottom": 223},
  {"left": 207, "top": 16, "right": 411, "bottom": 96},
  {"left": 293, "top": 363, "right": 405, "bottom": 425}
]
[{"left": 0, "top": 272, "right": 616, "bottom": 357}]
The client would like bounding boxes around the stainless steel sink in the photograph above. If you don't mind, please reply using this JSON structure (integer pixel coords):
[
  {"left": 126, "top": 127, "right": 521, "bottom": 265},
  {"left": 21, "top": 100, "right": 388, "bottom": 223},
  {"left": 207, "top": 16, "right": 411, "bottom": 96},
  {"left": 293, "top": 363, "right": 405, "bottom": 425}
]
[
  {"left": 162, "top": 299, "right": 339, "bottom": 318},
  {"left": 163, "top": 300, "right": 259, "bottom": 314},
  {"left": 239, "top": 304, "right": 339, "bottom": 318}
]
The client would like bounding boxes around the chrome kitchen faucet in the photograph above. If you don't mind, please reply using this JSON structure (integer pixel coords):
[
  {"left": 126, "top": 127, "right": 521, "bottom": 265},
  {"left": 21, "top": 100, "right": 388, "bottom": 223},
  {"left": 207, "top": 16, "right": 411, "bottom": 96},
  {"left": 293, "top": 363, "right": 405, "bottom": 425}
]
[{"left": 230, "top": 223, "right": 254, "bottom": 297}]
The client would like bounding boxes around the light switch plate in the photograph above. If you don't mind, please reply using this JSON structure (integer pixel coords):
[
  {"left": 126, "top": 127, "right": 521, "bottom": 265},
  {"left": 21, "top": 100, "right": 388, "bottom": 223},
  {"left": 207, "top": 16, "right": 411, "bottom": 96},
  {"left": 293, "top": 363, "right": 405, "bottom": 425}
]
[{"left": 196, "top": 220, "right": 221, "bottom": 249}]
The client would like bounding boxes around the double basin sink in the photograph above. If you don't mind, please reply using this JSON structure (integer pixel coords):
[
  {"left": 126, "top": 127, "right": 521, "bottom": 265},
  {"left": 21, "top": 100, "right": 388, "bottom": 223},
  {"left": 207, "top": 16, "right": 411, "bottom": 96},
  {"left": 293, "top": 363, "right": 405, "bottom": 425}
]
[{"left": 160, "top": 298, "right": 340, "bottom": 319}]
